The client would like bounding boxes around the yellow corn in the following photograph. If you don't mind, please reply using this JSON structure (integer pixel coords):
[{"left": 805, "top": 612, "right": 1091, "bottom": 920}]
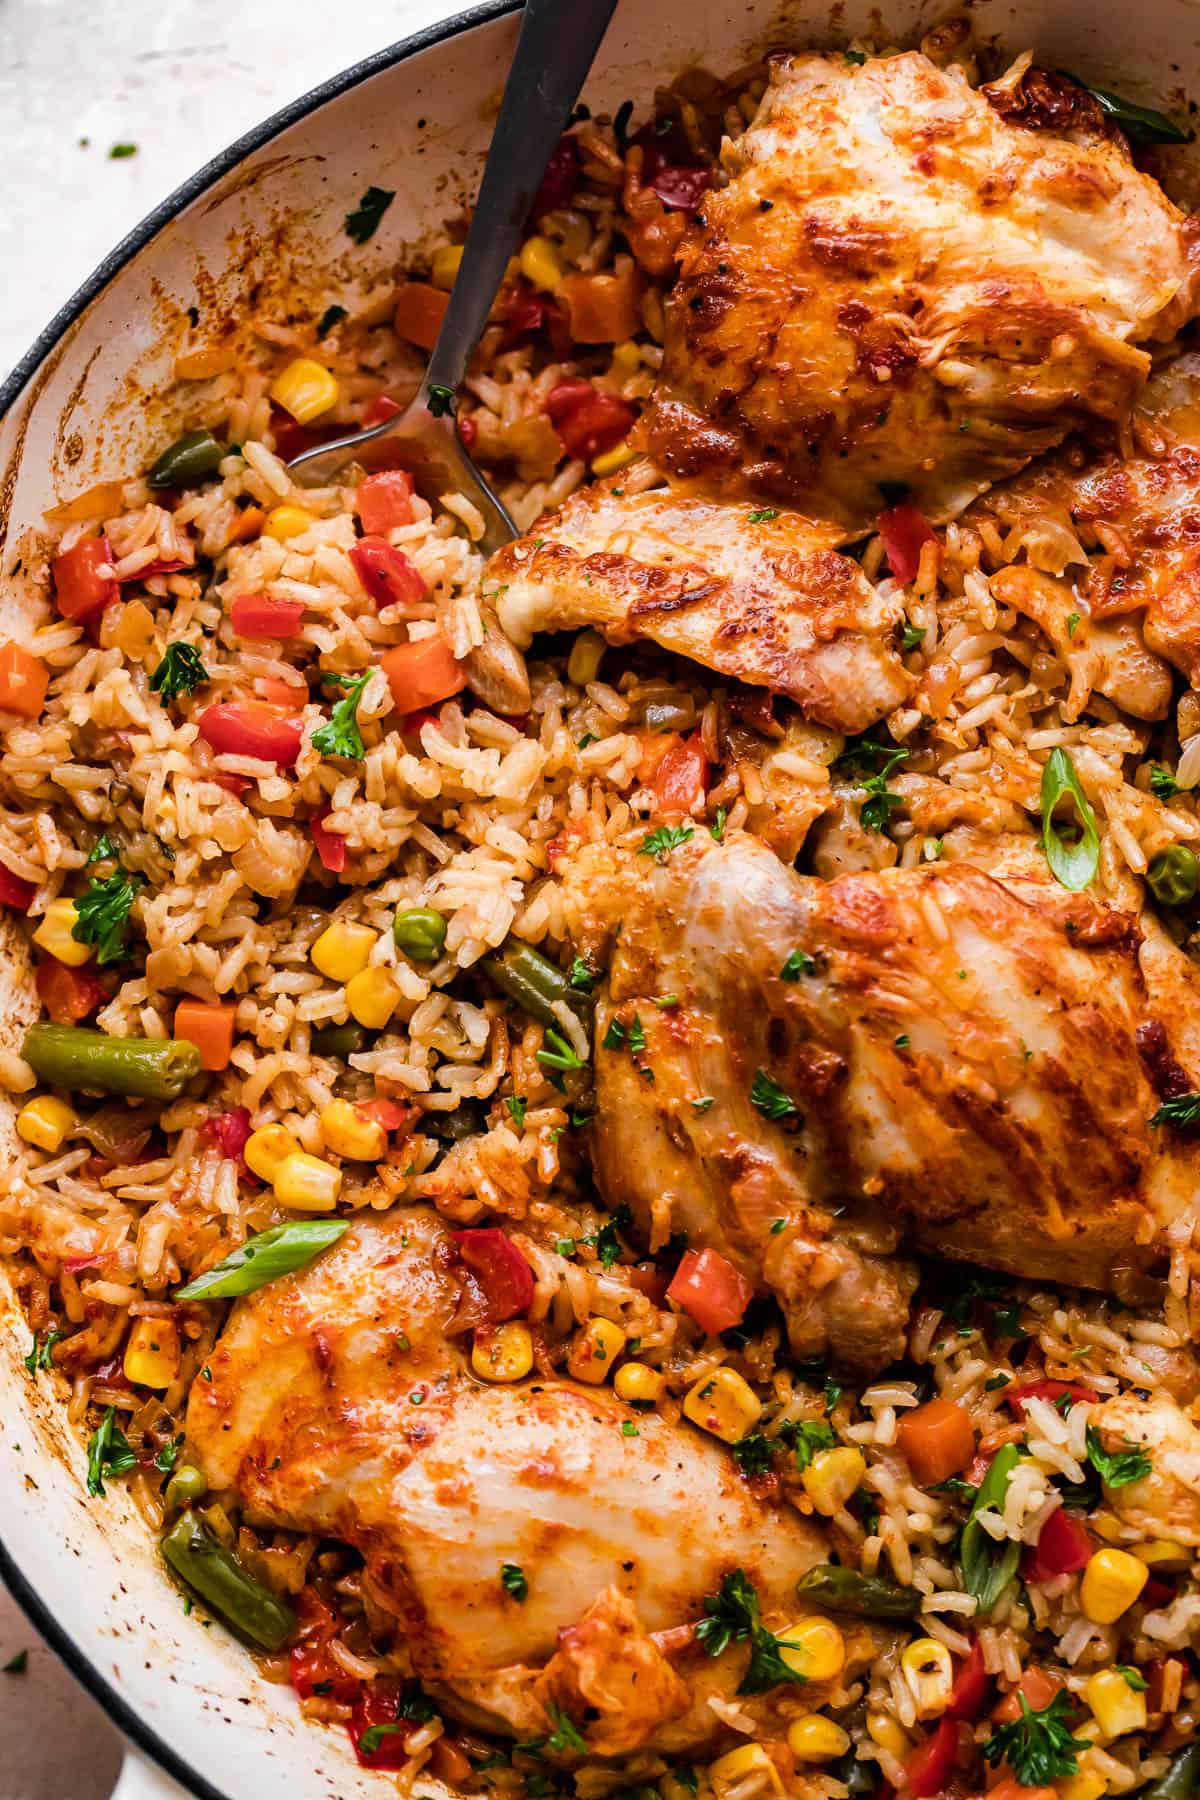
[
  {"left": 1058, "top": 1752, "right": 1110, "bottom": 1800},
  {"left": 16, "top": 1095, "right": 77, "bottom": 1153},
  {"left": 1133, "top": 1538, "right": 1190, "bottom": 1569},
  {"left": 244, "top": 1123, "right": 300, "bottom": 1183},
  {"left": 566, "top": 628, "right": 606, "bottom": 687},
  {"left": 777, "top": 1616, "right": 845, "bottom": 1684},
  {"left": 866, "top": 1712, "right": 909, "bottom": 1757},
  {"left": 272, "top": 1151, "right": 342, "bottom": 1212},
  {"left": 472, "top": 1321, "right": 533, "bottom": 1383},
  {"left": 1085, "top": 1669, "right": 1148, "bottom": 1740},
  {"left": 32, "top": 898, "right": 93, "bottom": 966},
  {"left": 123, "top": 1316, "right": 181, "bottom": 1390},
  {"left": 319, "top": 1098, "right": 386, "bottom": 1162},
  {"left": 567, "top": 1317, "right": 626, "bottom": 1384},
  {"left": 431, "top": 244, "right": 465, "bottom": 290},
  {"left": 613, "top": 1361, "right": 665, "bottom": 1405},
  {"left": 311, "top": 920, "right": 377, "bottom": 982},
  {"left": 683, "top": 1367, "right": 762, "bottom": 1444},
  {"left": 609, "top": 340, "right": 642, "bottom": 381},
  {"left": 263, "top": 503, "right": 316, "bottom": 541},
  {"left": 345, "top": 965, "right": 402, "bottom": 1030},
  {"left": 591, "top": 441, "right": 637, "bottom": 478},
  {"left": 518, "top": 235, "right": 564, "bottom": 293},
  {"left": 901, "top": 1637, "right": 955, "bottom": 1718},
  {"left": 660, "top": 1779, "right": 696, "bottom": 1800},
  {"left": 787, "top": 1717, "right": 851, "bottom": 1764},
  {"left": 802, "top": 1446, "right": 866, "bottom": 1516},
  {"left": 708, "top": 1746, "right": 781, "bottom": 1793},
  {"left": 269, "top": 357, "right": 339, "bottom": 424},
  {"left": 1081, "top": 1548, "right": 1148, "bottom": 1624}
]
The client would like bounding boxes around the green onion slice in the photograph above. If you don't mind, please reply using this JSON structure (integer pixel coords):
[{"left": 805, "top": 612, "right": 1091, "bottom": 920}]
[
  {"left": 175, "top": 1221, "right": 348, "bottom": 1301},
  {"left": 1040, "top": 747, "right": 1100, "bottom": 891}
]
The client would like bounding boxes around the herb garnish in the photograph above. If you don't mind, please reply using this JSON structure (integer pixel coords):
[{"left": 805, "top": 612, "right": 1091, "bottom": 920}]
[
  {"left": 505, "top": 1095, "right": 528, "bottom": 1129},
  {"left": 960, "top": 1442, "right": 1021, "bottom": 1612},
  {"left": 501, "top": 1562, "right": 528, "bottom": 1602},
  {"left": 731, "top": 1433, "right": 775, "bottom": 1477},
  {"left": 23, "top": 1328, "right": 65, "bottom": 1375},
  {"left": 568, "top": 955, "right": 594, "bottom": 993},
  {"left": 710, "top": 805, "right": 727, "bottom": 842},
  {"left": 86, "top": 1406, "right": 137, "bottom": 1497},
  {"left": 1150, "top": 765, "right": 1181, "bottom": 800},
  {"left": 781, "top": 1417, "right": 836, "bottom": 1472},
  {"left": 150, "top": 642, "right": 208, "bottom": 705},
  {"left": 900, "top": 623, "right": 926, "bottom": 651},
  {"left": 1149, "top": 1091, "right": 1200, "bottom": 1130},
  {"left": 837, "top": 735, "right": 910, "bottom": 833},
  {"left": 344, "top": 185, "right": 395, "bottom": 243},
  {"left": 153, "top": 1434, "right": 184, "bottom": 1474},
  {"left": 983, "top": 1690, "right": 1090, "bottom": 1786},
  {"left": 747, "top": 508, "right": 779, "bottom": 524},
  {"left": 1, "top": 1651, "right": 27, "bottom": 1674},
  {"left": 86, "top": 833, "right": 119, "bottom": 866},
  {"left": 1085, "top": 1425, "right": 1151, "bottom": 1488},
  {"left": 639, "top": 824, "right": 694, "bottom": 861},
  {"left": 780, "top": 949, "right": 815, "bottom": 980},
  {"left": 312, "top": 671, "right": 371, "bottom": 759},
  {"left": 695, "top": 1568, "right": 808, "bottom": 1695},
  {"left": 73, "top": 868, "right": 142, "bottom": 964},
  {"left": 1069, "top": 79, "right": 1187, "bottom": 144},
  {"left": 536, "top": 1028, "right": 585, "bottom": 1090},
  {"left": 1040, "top": 747, "right": 1100, "bottom": 891},
  {"left": 545, "top": 1703, "right": 586, "bottom": 1753},
  {"left": 750, "top": 1069, "right": 800, "bottom": 1124}
]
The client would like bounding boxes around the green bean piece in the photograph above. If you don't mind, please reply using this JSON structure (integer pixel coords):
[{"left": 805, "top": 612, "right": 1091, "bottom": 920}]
[
  {"left": 161, "top": 1509, "right": 296, "bottom": 1650},
  {"left": 794, "top": 1564, "right": 921, "bottom": 1619},
  {"left": 482, "top": 939, "right": 583, "bottom": 1031},
  {"left": 148, "top": 430, "right": 226, "bottom": 490},
  {"left": 1148, "top": 845, "right": 1199, "bottom": 907},
  {"left": 23, "top": 1025, "right": 201, "bottom": 1100},
  {"left": 164, "top": 1464, "right": 208, "bottom": 1511},
  {"left": 392, "top": 906, "right": 447, "bottom": 963},
  {"left": 1137, "top": 1745, "right": 1200, "bottom": 1800},
  {"left": 311, "top": 1022, "right": 368, "bottom": 1058}
]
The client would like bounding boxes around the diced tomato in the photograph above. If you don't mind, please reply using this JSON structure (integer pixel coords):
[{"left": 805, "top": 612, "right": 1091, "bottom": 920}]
[
  {"left": 52, "top": 536, "right": 117, "bottom": 622},
  {"left": 348, "top": 1681, "right": 412, "bottom": 1770},
  {"left": 896, "top": 1396, "right": 976, "bottom": 1486},
  {"left": 451, "top": 1228, "right": 535, "bottom": 1323},
  {"left": 63, "top": 1253, "right": 103, "bottom": 1274},
  {"left": 350, "top": 536, "right": 426, "bottom": 610},
  {"left": 267, "top": 405, "right": 343, "bottom": 463},
  {"left": 532, "top": 134, "right": 580, "bottom": 220},
  {"left": 255, "top": 674, "right": 306, "bottom": 710},
  {"left": 0, "top": 641, "right": 49, "bottom": 718},
  {"left": 308, "top": 808, "right": 346, "bottom": 874},
  {"left": 667, "top": 1246, "right": 754, "bottom": 1336},
  {"left": 36, "top": 955, "right": 106, "bottom": 1024},
  {"left": 546, "top": 380, "right": 637, "bottom": 461},
  {"left": 380, "top": 637, "right": 467, "bottom": 712},
  {"left": 651, "top": 733, "right": 708, "bottom": 816},
  {"left": 0, "top": 862, "right": 36, "bottom": 912},
  {"left": 356, "top": 470, "right": 415, "bottom": 535},
  {"left": 289, "top": 1591, "right": 362, "bottom": 1705},
  {"left": 200, "top": 1107, "right": 252, "bottom": 1164},
  {"left": 393, "top": 282, "right": 449, "bottom": 353},
  {"left": 362, "top": 393, "right": 403, "bottom": 429},
  {"left": 1023, "top": 1506, "right": 1093, "bottom": 1582},
  {"left": 458, "top": 414, "right": 477, "bottom": 450},
  {"left": 905, "top": 1718, "right": 958, "bottom": 1799},
  {"left": 946, "top": 1638, "right": 991, "bottom": 1722},
  {"left": 877, "top": 501, "right": 937, "bottom": 585},
  {"left": 229, "top": 595, "right": 305, "bottom": 640},
  {"left": 634, "top": 126, "right": 712, "bottom": 212},
  {"left": 198, "top": 702, "right": 302, "bottom": 769},
  {"left": 1005, "top": 1379, "right": 1098, "bottom": 1417},
  {"left": 355, "top": 1097, "right": 413, "bottom": 1133}
]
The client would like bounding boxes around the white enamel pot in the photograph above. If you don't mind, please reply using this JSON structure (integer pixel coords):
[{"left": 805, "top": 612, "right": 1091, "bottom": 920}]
[{"left": 4, "top": 1, "right": 1200, "bottom": 1795}]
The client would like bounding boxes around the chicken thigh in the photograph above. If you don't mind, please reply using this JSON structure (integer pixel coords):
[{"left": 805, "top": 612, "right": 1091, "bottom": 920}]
[
  {"left": 560, "top": 833, "right": 1200, "bottom": 1370},
  {"left": 186, "top": 1206, "right": 828, "bottom": 1755}
]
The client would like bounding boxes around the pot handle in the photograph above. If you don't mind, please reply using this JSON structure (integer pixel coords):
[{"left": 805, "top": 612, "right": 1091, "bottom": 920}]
[{"left": 110, "top": 1749, "right": 192, "bottom": 1800}]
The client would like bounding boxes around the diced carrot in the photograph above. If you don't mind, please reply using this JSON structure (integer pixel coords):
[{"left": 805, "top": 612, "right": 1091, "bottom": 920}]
[
  {"left": 0, "top": 642, "right": 49, "bottom": 719},
  {"left": 991, "top": 1668, "right": 1062, "bottom": 1724},
  {"left": 393, "top": 282, "right": 450, "bottom": 352},
  {"left": 985, "top": 1781, "right": 1057, "bottom": 1800},
  {"left": 560, "top": 264, "right": 644, "bottom": 344},
  {"left": 380, "top": 636, "right": 467, "bottom": 712},
  {"left": 229, "top": 505, "right": 266, "bottom": 543},
  {"left": 174, "top": 999, "right": 237, "bottom": 1071},
  {"left": 896, "top": 1395, "right": 976, "bottom": 1485}
]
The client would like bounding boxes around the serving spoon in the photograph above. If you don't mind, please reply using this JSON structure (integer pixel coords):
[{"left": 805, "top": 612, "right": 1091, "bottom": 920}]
[{"left": 287, "top": 0, "right": 619, "bottom": 557}]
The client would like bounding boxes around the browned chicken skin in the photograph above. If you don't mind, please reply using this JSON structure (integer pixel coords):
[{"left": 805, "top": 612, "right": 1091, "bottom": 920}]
[{"left": 561, "top": 833, "right": 1200, "bottom": 1370}]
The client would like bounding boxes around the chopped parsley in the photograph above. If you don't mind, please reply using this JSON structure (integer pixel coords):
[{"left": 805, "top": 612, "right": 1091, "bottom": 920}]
[
  {"left": 894, "top": 1033, "right": 911, "bottom": 1049},
  {"left": 731, "top": 1433, "right": 775, "bottom": 1477},
  {"left": 312, "top": 670, "right": 371, "bottom": 760},
  {"left": 73, "top": 868, "right": 142, "bottom": 964},
  {"left": 695, "top": 1568, "right": 808, "bottom": 1696},
  {"left": 900, "top": 623, "right": 926, "bottom": 651},
  {"left": 568, "top": 955, "right": 595, "bottom": 993},
  {"left": 750, "top": 1068, "right": 800, "bottom": 1124},
  {"left": 836, "top": 734, "right": 909, "bottom": 834},
  {"left": 109, "top": 142, "right": 138, "bottom": 158},
  {"left": 86, "top": 833, "right": 119, "bottom": 866},
  {"left": 537, "top": 1028, "right": 585, "bottom": 1090},
  {"left": 505, "top": 1095, "right": 528, "bottom": 1129},
  {"left": 983, "top": 1691, "right": 1089, "bottom": 1787},
  {"left": 692, "top": 1096, "right": 715, "bottom": 1113},
  {"left": 621, "top": 1420, "right": 640, "bottom": 1438},
  {"left": 316, "top": 304, "right": 347, "bottom": 337},
  {"left": 710, "top": 806, "right": 727, "bottom": 842},
  {"left": 1116, "top": 1666, "right": 1149, "bottom": 1691},
  {"left": 1085, "top": 1425, "right": 1151, "bottom": 1488},
  {"left": 844, "top": 48, "right": 867, "bottom": 64},
  {"left": 780, "top": 1417, "right": 835, "bottom": 1472},
  {"left": 358, "top": 1724, "right": 405, "bottom": 1757},
  {"left": 770, "top": 1218, "right": 786, "bottom": 1234},
  {"left": 1040, "top": 747, "right": 1100, "bottom": 892},
  {"left": 500, "top": 1562, "right": 528, "bottom": 1602},
  {"left": 1149, "top": 1091, "right": 1200, "bottom": 1130},
  {"left": 780, "top": 949, "right": 815, "bottom": 980},
  {"left": 1, "top": 1651, "right": 27, "bottom": 1674},
  {"left": 747, "top": 508, "right": 779, "bottom": 524},
  {"left": 639, "top": 824, "right": 694, "bottom": 861},
  {"left": 1066, "top": 611, "right": 1081, "bottom": 639},
  {"left": 150, "top": 641, "right": 208, "bottom": 705},
  {"left": 153, "top": 1434, "right": 184, "bottom": 1474},
  {"left": 85, "top": 1406, "right": 137, "bottom": 1497},
  {"left": 1151, "top": 765, "right": 1181, "bottom": 800},
  {"left": 23, "top": 1328, "right": 65, "bottom": 1375},
  {"left": 344, "top": 184, "right": 395, "bottom": 244},
  {"left": 545, "top": 1703, "right": 586, "bottom": 1753}
]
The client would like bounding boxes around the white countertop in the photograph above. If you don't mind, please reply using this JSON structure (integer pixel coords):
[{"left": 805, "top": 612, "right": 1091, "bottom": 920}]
[{"left": 0, "top": 4, "right": 464, "bottom": 1790}]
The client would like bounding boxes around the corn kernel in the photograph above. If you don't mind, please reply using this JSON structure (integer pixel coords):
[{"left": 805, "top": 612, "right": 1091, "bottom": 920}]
[
  {"left": 345, "top": 965, "right": 402, "bottom": 1030},
  {"left": 787, "top": 1717, "right": 851, "bottom": 1764},
  {"left": 263, "top": 504, "right": 316, "bottom": 541},
  {"left": 567, "top": 628, "right": 606, "bottom": 687},
  {"left": 123, "top": 1316, "right": 181, "bottom": 1390},
  {"left": 776, "top": 1616, "right": 845, "bottom": 1684},
  {"left": 683, "top": 1367, "right": 762, "bottom": 1444},
  {"left": 708, "top": 1746, "right": 781, "bottom": 1793},
  {"left": 568, "top": 1317, "right": 626, "bottom": 1384},
  {"left": 591, "top": 440, "right": 636, "bottom": 478},
  {"left": 431, "top": 244, "right": 465, "bottom": 290},
  {"left": 867, "top": 1712, "right": 909, "bottom": 1757},
  {"left": 614, "top": 1361, "right": 665, "bottom": 1405},
  {"left": 802, "top": 1446, "right": 866, "bottom": 1516},
  {"left": 244, "top": 1123, "right": 301, "bottom": 1183},
  {"left": 472, "top": 1321, "right": 533, "bottom": 1383},
  {"left": 32, "top": 898, "right": 93, "bottom": 966},
  {"left": 1085, "top": 1669, "right": 1148, "bottom": 1740},
  {"left": 319, "top": 1098, "right": 386, "bottom": 1162},
  {"left": 1081, "top": 1548, "right": 1148, "bottom": 1624},
  {"left": 311, "top": 920, "right": 377, "bottom": 982},
  {"left": 1058, "top": 1752, "right": 1110, "bottom": 1800},
  {"left": 660, "top": 1779, "right": 696, "bottom": 1800},
  {"left": 273, "top": 1150, "right": 342, "bottom": 1212},
  {"left": 518, "top": 235, "right": 564, "bottom": 293},
  {"left": 269, "top": 357, "right": 340, "bottom": 425},
  {"left": 901, "top": 1637, "right": 955, "bottom": 1718},
  {"left": 1133, "top": 1539, "right": 1190, "bottom": 1569},
  {"left": 16, "top": 1095, "right": 77, "bottom": 1153},
  {"left": 610, "top": 340, "right": 642, "bottom": 381}
]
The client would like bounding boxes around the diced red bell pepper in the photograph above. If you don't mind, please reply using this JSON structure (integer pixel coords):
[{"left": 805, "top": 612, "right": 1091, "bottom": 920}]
[
  {"left": 0, "top": 862, "right": 36, "bottom": 912},
  {"left": 267, "top": 405, "right": 343, "bottom": 463},
  {"left": 36, "top": 956, "right": 107, "bottom": 1024},
  {"left": 546, "top": 380, "right": 637, "bottom": 461},
  {"left": 350, "top": 536, "right": 427, "bottom": 609},
  {"left": 1023, "top": 1506, "right": 1093, "bottom": 1582},
  {"left": 348, "top": 1682, "right": 413, "bottom": 1769},
  {"left": 946, "top": 1638, "right": 991, "bottom": 1722},
  {"left": 229, "top": 595, "right": 305, "bottom": 640},
  {"left": 667, "top": 1246, "right": 754, "bottom": 1335},
  {"left": 458, "top": 413, "right": 478, "bottom": 450},
  {"left": 532, "top": 134, "right": 580, "bottom": 220},
  {"left": 63, "top": 1253, "right": 103, "bottom": 1274},
  {"left": 877, "top": 502, "right": 937, "bottom": 585},
  {"left": 634, "top": 126, "right": 712, "bottom": 212},
  {"left": 289, "top": 1591, "right": 362, "bottom": 1704},
  {"left": 309, "top": 808, "right": 347, "bottom": 873},
  {"left": 52, "top": 536, "right": 117, "bottom": 622},
  {"left": 451, "top": 1228, "right": 535, "bottom": 1323},
  {"left": 651, "top": 733, "right": 708, "bottom": 816},
  {"left": 362, "top": 393, "right": 403, "bottom": 429},
  {"left": 905, "top": 1718, "right": 957, "bottom": 1799},
  {"left": 501, "top": 281, "right": 552, "bottom": 349},
  {"left": 1005, "top": 1379, "right": 1099, "bottom": 1417},
  {"left": 119, "top": 557, "right": 187, "bottom": 583},
  {"left": 356, "top": 1097, "right": 413, "bottom": 1133},
  {"left": 356, "top": 470, "right": 415, "bottom": 535},
  {"left": 200, "top": 1108, "right": 253, "bottom": 1165},
  {"left": 198, "top": 702, "right": 302, "bottom": 769}
]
